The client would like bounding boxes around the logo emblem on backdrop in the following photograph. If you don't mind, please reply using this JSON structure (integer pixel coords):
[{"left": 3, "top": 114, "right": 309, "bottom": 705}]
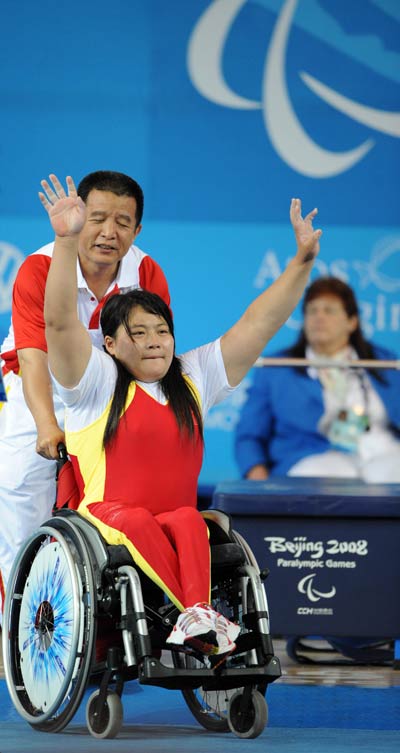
[
  {"left": 0, "top": 242, "right": 24, "bottom": 313},
  {"left": 187, "top": 0, "right": 400, "bottom": 178},
  {"left": 354, "top": 237, "right": 400, "bottom": 293},
  {"left": 298, "top": 573, "right": 336, "bottom": 602}
]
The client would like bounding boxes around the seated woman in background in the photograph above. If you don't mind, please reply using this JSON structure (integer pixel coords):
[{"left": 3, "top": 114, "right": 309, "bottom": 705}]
[
  {"left": 41, "top": 174, "right": 322, "bottom": 657},
  {"left": 235, "top": 277, "right": 400, "bottom": 482}
]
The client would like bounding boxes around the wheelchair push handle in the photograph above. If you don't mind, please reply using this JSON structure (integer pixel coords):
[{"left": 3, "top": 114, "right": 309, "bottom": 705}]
[{"left": 57, "top": 442, "right": 68, "bottom": 464}]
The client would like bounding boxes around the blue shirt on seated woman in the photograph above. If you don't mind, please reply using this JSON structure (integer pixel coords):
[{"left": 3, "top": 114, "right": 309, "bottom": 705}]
[{"left": 235, "top": 277, "right": 400, "bottom": 483}]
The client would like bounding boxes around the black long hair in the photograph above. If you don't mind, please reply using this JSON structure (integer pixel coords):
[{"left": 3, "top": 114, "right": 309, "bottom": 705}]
[
  {"left": 100, "top": 289, "right": 203, "bottom": 447},
  {"left": 288, "top": 277, "right": 385, "bottom": 382}
]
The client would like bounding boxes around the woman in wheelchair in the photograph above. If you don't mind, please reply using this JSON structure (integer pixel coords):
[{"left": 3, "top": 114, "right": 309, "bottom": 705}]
[{"left": 40, "top": 174, "right": 321, "bottom": 658}]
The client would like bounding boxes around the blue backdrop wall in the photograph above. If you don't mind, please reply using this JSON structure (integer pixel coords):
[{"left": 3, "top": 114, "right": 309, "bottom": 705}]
[{"left": 1, "top": 0, "right": 399, "bottom": 484}]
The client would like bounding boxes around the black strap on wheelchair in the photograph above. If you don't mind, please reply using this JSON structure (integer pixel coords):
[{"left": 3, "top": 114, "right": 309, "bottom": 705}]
[{"left": 118, "top": 612, "right": 147, "bottom": 631}]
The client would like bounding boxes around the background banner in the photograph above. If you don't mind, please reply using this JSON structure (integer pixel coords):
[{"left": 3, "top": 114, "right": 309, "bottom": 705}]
[{"left": 1, "top": 0, "right": 399, "bottom": 483}]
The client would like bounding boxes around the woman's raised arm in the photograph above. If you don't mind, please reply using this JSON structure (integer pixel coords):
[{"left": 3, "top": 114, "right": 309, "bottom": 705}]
[{"left": 41, "top": 174, "right": 92, "bottom": 388}]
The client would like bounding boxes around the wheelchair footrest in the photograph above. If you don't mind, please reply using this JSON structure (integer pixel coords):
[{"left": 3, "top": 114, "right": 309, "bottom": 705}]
[{"left": 138, "top": 655, "right": 281, "bottom": 690}]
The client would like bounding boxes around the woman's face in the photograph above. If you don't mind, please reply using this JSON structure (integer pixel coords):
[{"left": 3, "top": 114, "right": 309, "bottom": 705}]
[
  {"left": 104, "top": 305, "right": 174, "bottom": 382},
  {"left": 303, "top": 294, "right": 358, "bottom": 355}
]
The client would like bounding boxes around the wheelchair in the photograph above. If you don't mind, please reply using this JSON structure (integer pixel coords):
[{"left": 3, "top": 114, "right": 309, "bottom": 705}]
[{"left": 2, "top": 505, "right": 281, "bottom": 740}]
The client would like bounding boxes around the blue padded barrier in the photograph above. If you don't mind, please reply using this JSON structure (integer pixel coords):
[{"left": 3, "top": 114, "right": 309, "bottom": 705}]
[
  {"left": 211, "top": 478, "right": 400, "bottom": 642},
  {"left": 212, "top": 477, "right": 400, "bottom": 518}
]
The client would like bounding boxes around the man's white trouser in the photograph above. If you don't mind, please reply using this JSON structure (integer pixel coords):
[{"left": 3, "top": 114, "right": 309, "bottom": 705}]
[{"left": 0, "top": 371, "right": 65, "bottom": 621}]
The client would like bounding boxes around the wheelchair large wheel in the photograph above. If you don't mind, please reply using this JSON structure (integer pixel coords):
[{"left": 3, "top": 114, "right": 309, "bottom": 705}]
[
  {"left": 176, "top": 526, "right": 274, "bottom": 732},
  {"left": 173, "top": 651, "right": 233, "bottom": 732},
  {"left": 173, "top": 584, "right": 244, "bottom": 733},
  {"left": 2, "top": 518, "right": 96, "bottom": 732}
]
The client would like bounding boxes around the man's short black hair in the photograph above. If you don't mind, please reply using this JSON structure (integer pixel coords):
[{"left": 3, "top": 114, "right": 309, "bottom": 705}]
[{"left": 77, "top": 170, "right": 144, "bottom": 226}]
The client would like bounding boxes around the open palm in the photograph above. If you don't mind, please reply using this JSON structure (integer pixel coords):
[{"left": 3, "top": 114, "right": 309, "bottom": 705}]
[
  {"left": 39, "top": 174, "right": 86, "bottom": 237},
  {"left": 290, "top": 198, "right": 322, "bottom": 263}
]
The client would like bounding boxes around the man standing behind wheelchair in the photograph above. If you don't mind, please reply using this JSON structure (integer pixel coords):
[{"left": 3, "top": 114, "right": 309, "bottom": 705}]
[
  {"left": 41, "top": 174, "right": 322, "bottom": 658},
  {"left": 0, "top": 170, "right": 170, "bottom": 622}
]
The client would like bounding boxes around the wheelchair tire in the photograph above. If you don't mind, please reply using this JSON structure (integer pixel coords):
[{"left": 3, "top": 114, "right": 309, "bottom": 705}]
[
  {"left": 2, "top": 519, "right": 96, "bottom": 732},
  {"left": 227, "top": 689, "right": 268, "bottom": 739},
  {"left": 172, "top": 652, "right": 231, "bottom": 732},
  {"left": 86, "top": 689, "right": 123, "bottom": 739}
]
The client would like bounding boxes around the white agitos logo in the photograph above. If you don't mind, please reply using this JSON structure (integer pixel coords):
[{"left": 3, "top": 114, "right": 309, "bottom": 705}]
[
  {"left": 0, "top": 242, "right": 24, "bottom": 313},
  {"left": 298, "top": 574, "right": 336, "bottom": 602},
  {"left": 187, "top": 0, "right": 400, "bottom": 177}
]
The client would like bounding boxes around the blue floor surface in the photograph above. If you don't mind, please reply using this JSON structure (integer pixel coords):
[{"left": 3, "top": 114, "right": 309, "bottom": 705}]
[
  {"left": 2, "top": 723, "right": 400, "bottom": 753},
  {"left": 1, "top": 680, "right": 399, "bottom": 753}
]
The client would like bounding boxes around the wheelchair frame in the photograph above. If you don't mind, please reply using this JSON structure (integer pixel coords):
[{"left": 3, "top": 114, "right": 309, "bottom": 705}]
[{"left": 2, "top": 508, "right": 281, "bottom": 739}]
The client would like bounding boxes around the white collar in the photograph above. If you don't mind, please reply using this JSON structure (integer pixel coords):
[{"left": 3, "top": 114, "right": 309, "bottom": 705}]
[{"left": 306, "top": 345, "right": 356, "bottom": 380}]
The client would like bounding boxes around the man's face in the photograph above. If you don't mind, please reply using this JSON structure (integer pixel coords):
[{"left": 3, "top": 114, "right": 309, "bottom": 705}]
[
  {"left": 304, "top": 294, "right": 358, "bottom": 355},
  {"left": 104, "top": 306, "right": 175, "bottom": 383},
  {"left": 78, "top": 189, "right": 142, "bottom": 270}
]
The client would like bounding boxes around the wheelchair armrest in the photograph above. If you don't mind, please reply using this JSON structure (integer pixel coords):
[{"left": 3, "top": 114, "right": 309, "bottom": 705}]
[{"left": 107, "top": 544, "right": 135, "bottom": 568}]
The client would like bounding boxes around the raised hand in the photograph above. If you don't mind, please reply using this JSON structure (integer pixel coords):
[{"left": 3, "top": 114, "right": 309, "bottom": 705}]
[
  {"left": 290, "top": 198, "right": 322, "bottom": 264},
  {"left": 39, "top": 174, "right": 86, "bottom": 237}
]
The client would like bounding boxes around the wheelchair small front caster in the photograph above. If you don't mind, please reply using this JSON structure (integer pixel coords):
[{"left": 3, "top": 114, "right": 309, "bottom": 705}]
[
  {"left": 86, "top": 689, "right": 123, "bottom": 739},
  {"left": 227, "top": 688, "right": 268, "bottom": 739}
]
